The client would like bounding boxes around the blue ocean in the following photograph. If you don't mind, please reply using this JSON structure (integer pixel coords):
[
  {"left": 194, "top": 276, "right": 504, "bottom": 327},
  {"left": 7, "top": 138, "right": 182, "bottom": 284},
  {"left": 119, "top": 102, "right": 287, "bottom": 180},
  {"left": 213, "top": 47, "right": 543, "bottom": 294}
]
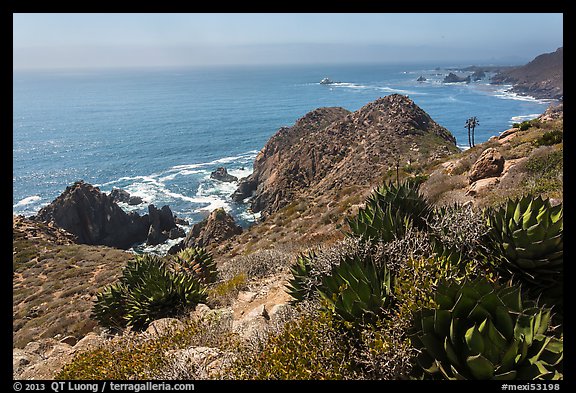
[{"left": 13, "top": 64, "right": 554, "bottom": 250}]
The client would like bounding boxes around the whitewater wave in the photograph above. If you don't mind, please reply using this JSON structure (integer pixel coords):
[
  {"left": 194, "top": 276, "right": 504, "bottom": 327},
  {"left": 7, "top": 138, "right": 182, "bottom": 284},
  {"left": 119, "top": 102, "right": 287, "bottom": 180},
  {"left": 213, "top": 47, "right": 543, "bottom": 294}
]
[
  {"left": 510, "top": 114, "right": 542, "bottom": 123},
  {"left": 493, "top": 87, "right": 554, "bottom": 103},
  {"left": 13, "top": 195, "right": 41, "bottom": 208},
  {"left": 327, "top": 82, "right": 425, "bottom": 96}
]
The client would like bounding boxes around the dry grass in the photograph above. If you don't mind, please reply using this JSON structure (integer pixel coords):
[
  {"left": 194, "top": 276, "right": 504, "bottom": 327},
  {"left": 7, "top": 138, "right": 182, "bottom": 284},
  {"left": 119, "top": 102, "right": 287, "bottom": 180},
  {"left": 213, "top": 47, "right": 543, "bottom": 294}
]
[{"left": 13, "top": 231, "right": 133, "bottom": 348}]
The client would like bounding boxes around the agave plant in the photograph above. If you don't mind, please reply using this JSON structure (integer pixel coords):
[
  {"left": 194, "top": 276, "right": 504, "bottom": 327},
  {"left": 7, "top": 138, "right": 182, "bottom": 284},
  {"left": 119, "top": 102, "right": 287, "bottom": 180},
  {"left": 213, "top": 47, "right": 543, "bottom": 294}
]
[
  {"left": 91, "top": 282, "right": 128, "bottom": 329},
  {"left": 285, "top": 251, "right": 316, "bottom": 304},
  {"left": 92, "top": 254, "right": 207, "bottom": 331},
  {"left": 484, "top": 195, "right": 563, "bottom": 296},
  {"left": 411, "top": 278, "right": 563, "bottom": 380},
  {"left": 347, "top": 179, "right": 431, "bottom": 243},
  {"left": 172, "top": 247, "right": 218, "bottom": 284},
  {"left": 317, "top": 253, "right": 394, "bottom": 326},
  {"left": 124, "top": 266, "right": 206, "bottom": 331}
]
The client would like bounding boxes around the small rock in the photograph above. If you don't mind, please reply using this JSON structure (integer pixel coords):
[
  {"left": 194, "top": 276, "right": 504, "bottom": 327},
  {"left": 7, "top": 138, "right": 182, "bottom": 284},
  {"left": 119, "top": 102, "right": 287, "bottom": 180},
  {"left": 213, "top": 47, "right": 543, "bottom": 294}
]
[
  {"left": 210, "top": 167, "right": 238, "bottom": 182},
  {"left": 145, "top": 318, "right": 185, "bottom": 336},
  {"left": 128, "top": 196, "right": 143, "bottom": 205},
  {"left": 73, "top": 333, "right": 105, "bottom": 353},
  {"left": 246, "top": 304, "right": 269, "bottom": 320},
  {"left": 268, "top": 303, "right": 288, "bottom": 321},
  {"left": 60, "top": 336, "right": 78, "bottom": 346},
  {"left": 237, "top": 291, "right": 257, "bottom": 303},
  {"left": 466, "top": 177, "right": 500, "bottom": 196}
]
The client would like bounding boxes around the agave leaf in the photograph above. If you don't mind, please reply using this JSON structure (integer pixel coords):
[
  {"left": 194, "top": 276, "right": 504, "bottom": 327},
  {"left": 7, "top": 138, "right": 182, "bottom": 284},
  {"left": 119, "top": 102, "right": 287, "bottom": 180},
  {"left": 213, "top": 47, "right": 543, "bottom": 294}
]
[
  {"left": 444, "top": 336, "right": 461, "bottom": 367},
  {"left": 514, "top": 313, "right": 535, "bottom": 345},
  {"left": 420, "top": 333, "right": 447, "bottom": 362},
  {"left": 464, "top": 325, "right": 485, "bottom": 354},
  {"left": 434, "top": 309, "right": 451, "bottom": 336},
  {"left": 499, "top": 340, "right": 519, "bottom": 372},
  {"left": 492, "top": 370, "right": 518, "bottom": 380},
  {"left": 493, "top": 305, "right": 514, "bottom": 340},
  {"left": 466, "top": 354, "right": 495, "bottom": 380}
]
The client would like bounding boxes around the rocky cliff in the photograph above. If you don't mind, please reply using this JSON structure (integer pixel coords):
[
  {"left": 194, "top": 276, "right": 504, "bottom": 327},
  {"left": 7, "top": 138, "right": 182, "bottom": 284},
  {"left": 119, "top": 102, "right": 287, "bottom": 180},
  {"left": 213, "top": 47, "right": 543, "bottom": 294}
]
[
  {"left": 33, "top": 181, "right": 182, "bottom": 249},
  {"left": 233, "top": 94, "right": 458, "bottom": 219},
  {"left": 491, "top": 47, "right": 563, "bottom": 99}
]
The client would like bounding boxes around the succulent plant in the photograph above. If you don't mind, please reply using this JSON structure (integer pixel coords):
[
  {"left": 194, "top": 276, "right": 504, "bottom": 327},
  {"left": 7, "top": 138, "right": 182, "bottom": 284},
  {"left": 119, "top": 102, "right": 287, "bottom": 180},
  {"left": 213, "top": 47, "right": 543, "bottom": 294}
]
[
  {"left": 411, "top": 278, "right": 563, "bottom": 380},
  {"left": 484, "top": 195, "right": 563, "bottom": 298},
  {"left": 317, "top": 253, "right": 394, "bottom": 326},
  {"left": 91, "top": 282, "right": 128, "bottom": 329},
  {"left": 172, "top": 247, "right": 218, "bottom": 284},
  {"left": 347, "top": 180, "right": 431, "bottom": 243},
  {"left": 285, "top": 251, "right": 317, "bottom": 304},
  {"left": 123, "top": 266, "right": 206, "bottom": 331},
  {"left": 92, "top": 254, "right": 207, "bottom": 331}
]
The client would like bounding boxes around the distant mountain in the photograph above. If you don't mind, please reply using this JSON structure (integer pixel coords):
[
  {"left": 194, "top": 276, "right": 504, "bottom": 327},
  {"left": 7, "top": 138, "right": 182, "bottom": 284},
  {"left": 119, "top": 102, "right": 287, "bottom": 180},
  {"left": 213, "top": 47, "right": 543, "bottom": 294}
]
[{"left": 491, "top": 47, "right": 563, "bottom": 99}]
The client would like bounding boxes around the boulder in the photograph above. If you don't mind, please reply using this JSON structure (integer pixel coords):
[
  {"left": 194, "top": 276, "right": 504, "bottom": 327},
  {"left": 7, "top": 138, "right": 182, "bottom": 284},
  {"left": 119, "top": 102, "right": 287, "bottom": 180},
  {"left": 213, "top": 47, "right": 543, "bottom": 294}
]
[
  {"left": 468, "top": 148, "right": 505, "bottom": 183},
  {"left": 466, "top": 177, "right": 500, "bottom": 196},
  {"left": 128, "top": 196, "right": 143, "bottom": 205},
  {"left": 146, "top": 204, "right": 178, "bottom": 245},
  {"left": 231, "top": 177, "right": 258, "bottom": 202},
  {"left": 416, "top": 76, "right": 427, "bottom": 82},
  {"left": 169, "top": 226, "right": 186, "bottom": 239},
  {"left": 109, "top": 188, "right": 131, "bottom": 203},
  {"left": 181, "top": 208, "right": 242, "bottom": 249},
  {"left": 145, "top": 318, "right": 185, "bottom": 336},
  {"left": 34, "top": 181, "right": 149, "bottom": 249},
  {"left": 210, "top": 167, "right": 238, "bottom": 182},
  {"left": 443, "top": 72, "right": 471, "bottom": 83},
  {"left": 471, "top": 70, "right": 486, "bottom": 81}
]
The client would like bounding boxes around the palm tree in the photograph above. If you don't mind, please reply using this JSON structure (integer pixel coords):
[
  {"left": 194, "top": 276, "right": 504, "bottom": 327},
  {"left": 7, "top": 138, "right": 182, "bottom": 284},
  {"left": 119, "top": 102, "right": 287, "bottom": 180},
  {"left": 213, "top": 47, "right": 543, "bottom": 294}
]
[{"left": 465, "top": 117, "right": 480, "bottom": 147}]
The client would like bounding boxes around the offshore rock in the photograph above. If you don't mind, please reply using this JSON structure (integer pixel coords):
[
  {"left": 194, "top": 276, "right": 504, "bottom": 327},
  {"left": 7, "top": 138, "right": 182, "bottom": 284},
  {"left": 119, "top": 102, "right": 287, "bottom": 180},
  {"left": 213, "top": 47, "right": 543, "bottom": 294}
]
[
  {"left": 211, "top": 167, "right": 238, "bottom": 182},
  {"left": 34, "top": 181, "right": 148, "bottom": 249}
]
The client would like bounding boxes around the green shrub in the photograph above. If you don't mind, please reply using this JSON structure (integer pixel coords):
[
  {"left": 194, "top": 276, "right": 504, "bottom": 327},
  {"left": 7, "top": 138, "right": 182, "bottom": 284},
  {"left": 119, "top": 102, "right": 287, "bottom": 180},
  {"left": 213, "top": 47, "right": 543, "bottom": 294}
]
[
  {"left": 533, "top": 130, "right": 563, "bottom": 147},
  {"left": 226, "top": 310, "right": 357, "bottom": 379}
]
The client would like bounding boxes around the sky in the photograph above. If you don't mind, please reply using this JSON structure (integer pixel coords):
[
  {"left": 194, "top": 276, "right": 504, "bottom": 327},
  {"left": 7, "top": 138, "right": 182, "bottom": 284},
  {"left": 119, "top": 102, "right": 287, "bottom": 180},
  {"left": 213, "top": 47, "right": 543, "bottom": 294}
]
[{"left": 13, "top": 13, "right": 563, "bottom": 70}]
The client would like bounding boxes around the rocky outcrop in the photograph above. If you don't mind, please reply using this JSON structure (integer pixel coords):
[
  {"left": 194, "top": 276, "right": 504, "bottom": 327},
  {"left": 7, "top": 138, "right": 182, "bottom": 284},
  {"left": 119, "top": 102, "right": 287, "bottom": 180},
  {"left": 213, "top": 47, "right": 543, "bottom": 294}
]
[
  {"left": 416, "top": 76, "right": 427, "bottom": 82},
  {"left": 491, "top": 47, "right": 563, "bottom": 99},
  {"left": 146, "top": 204, "right": 180, "bottom": 245},
  {"left": 34, "top": 181, "right": 184, "bottom": 249},
  {"left": 471, "top": 70, "right": 486, "bottom": 81},
  {"left": 110, "top": 188, "right": 143, "bottom": 205},
  {"left": 34, "top": 181, "right": 149, "bottom": 249},
  {"left": 211, "top": 167, "right": 238, "bottom": 182},
  {"left": 468, "top": 148, "right": 505, "bottom": 183},
  {"left": 443, "top": 72, "right": 471, "bottom": 83},
  {"left": 169, "top": 208, "right": 242, "bottom": 253},
  {"left": 233, "top": 94, "right": 459, "bottom": 218}
]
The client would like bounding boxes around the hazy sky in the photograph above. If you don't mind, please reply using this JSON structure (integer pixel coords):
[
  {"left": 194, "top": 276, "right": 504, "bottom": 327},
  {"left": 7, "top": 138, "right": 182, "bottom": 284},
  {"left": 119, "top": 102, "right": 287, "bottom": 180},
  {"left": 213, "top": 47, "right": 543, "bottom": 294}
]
[{"left": 13, "top": 13, "right": 563, "bottom": 69}]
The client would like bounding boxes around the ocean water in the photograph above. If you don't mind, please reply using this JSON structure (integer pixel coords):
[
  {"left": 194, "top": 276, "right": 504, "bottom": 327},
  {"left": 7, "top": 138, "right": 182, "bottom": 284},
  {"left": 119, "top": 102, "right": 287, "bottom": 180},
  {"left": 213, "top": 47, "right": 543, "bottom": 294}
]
[{"left": 13, "top": 64, "right": 554, "bottom": 249}]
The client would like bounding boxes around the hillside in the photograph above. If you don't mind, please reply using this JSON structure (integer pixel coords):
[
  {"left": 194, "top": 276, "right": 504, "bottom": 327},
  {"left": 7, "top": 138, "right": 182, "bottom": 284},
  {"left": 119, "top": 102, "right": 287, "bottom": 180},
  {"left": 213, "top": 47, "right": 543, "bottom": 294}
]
[
  {"left": 13, "top": 98, "right": 563, "bottom": 380},
  {"left": 491, "top": 47, "right": 563, "bottom": 99}
]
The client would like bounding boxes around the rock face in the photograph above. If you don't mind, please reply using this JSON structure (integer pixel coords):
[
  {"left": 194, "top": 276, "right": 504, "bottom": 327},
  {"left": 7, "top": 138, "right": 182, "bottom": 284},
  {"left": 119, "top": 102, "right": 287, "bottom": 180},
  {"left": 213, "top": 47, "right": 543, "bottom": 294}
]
[
  {"left": 34, "top": 181, "right": 149, "bottom": 249},
  {"left": 146, "top": 204, "right": 179, "bottom": 245},
  {"left": 233, "top": 94, "right": 459, "bottom": 218},
  {"left": 468, "top": 148, "right": 505, "bottom": 183},
  {"left": 491, "top": 47, "right": 563, "bottom": 99},
  {"left": 443, "top": 72, "right": 471, "bottom": 83},
  {"left": 110, "top": 188, "right": 143, "bottom": 205},
  {"left": 180, "top": 208, "right": 242, "bottom": 250},
  {"left": 34, "top": 181, "right": 183, "bottom": 249},
  {"left": 211, "top": 167, "right": 238, "bottom": 182},
  {"left": 471, "top": 70, "right": 486, "bottom": 81}
]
